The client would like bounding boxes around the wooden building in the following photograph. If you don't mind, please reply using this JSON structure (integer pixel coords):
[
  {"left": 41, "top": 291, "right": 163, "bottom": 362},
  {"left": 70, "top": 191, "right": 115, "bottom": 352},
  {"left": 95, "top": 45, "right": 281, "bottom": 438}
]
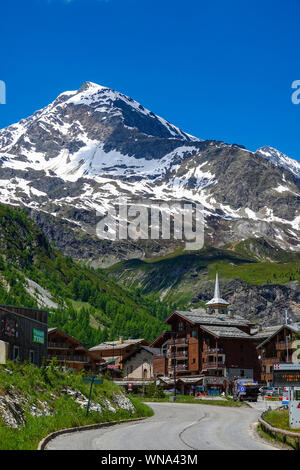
[
  {"left": 48, "top": 328, "right": 101, "bottom": 372},
  {"left": 151, "top": 273, "right": 265, "bottom": 394},
  {"left": 89, "top": 337, "right": 149, "bottom": 374},
  {"left": 0, "top": 304, "right": 48, "bottom": 367},
  {"left": 256, "top": 324, "right": 299, "bottom": 386}
]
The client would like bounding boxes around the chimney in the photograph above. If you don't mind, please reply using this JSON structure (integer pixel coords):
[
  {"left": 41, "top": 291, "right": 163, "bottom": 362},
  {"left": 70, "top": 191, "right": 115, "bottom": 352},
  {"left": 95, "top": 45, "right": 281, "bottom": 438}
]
[
  {"left": 228, "top": 307, "right": 234, "bottom": 318},
  {"left": 119, "top": 336, "right": 124, "bottom": 344}
]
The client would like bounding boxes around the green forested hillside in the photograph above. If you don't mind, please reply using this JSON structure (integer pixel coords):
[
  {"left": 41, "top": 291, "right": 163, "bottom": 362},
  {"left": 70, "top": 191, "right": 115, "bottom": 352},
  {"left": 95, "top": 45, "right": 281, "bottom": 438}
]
[
  {"left": 106, "top": 241, "right": 300, "bottom": 323},
  {"left": 0, "top": 204, "right": 170, "bottom": 346}
]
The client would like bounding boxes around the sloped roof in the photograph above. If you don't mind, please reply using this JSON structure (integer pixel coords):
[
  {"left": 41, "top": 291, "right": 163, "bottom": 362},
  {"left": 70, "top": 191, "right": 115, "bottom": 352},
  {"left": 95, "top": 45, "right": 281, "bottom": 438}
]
[
  {"left": 251, "top": 325, "right": 283, "bottom": 339},
  {"left": 48, "top": 327, "right": 83, "bottom": 346},
  {"left": 177, "top": 377, "right": 204, "bottom": 384},
  {"left": 206, "top": 272, "right": 229, "bottom": 306},
  {"left": 141, "top": 345, "right": 160, "bottom": 355},
  {"left": 200, "top": 325, "right": 253, "bottom": 339},
  {"left": 256, "top": 324, "right": 299, "bottom": 349},
  {"left": 89, "top": 338, "right": 147, "bottom": 352},
  {"left": 172, "top": 309, "right": 251, "bottom": 327}
]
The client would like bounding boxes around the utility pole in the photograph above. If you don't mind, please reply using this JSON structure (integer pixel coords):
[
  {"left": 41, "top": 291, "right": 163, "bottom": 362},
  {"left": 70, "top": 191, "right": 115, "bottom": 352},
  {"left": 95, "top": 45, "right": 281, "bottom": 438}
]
[
  {"left": 285, "top": 309, "right": 289, "bottom": 326},
  {"left": 285, "top": 309, "right": 290, "bottom": 362},
  {"left": 173, "top": 334, "right": 176, "bottom": 399}
]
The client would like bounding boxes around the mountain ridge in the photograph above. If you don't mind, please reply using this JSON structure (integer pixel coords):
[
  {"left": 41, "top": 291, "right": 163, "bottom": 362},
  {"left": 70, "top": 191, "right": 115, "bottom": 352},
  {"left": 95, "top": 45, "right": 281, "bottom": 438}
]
[{"left": 0, "top": 81, "right": 300, "bottom": 265}]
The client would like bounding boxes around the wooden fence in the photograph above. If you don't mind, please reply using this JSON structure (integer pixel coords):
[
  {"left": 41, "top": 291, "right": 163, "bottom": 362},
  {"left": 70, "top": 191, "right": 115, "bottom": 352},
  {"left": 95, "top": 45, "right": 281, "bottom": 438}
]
[{"left": 259, "top": 407, "right": 300, "bottom": 450}]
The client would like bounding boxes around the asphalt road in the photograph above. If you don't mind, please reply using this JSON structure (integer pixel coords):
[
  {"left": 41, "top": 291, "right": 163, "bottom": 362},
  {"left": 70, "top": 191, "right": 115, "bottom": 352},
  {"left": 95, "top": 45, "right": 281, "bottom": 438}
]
[{"left": 46, "top": 401, "right": 278, "bottom": 450}]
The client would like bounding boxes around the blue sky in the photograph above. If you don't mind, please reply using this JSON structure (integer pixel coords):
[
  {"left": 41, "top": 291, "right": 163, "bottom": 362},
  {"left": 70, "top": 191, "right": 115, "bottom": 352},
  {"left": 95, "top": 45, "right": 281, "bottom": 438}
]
[{"left": 1, "top": 0, "right": 300, "bottom": 160}]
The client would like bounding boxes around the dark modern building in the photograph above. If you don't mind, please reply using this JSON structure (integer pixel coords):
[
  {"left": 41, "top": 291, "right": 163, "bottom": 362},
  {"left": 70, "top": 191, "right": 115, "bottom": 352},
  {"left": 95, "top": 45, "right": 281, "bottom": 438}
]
[{"left": 0, "top": 304, "right": 48, "bottom": 367}]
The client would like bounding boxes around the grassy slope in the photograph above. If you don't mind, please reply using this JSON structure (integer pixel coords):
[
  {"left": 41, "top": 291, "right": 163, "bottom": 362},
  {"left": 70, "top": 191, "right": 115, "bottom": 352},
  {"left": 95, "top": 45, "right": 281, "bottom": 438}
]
[
  {"left": 0, "top": 361, "right": 153, "bottom": 450},
  {"left": 259, "top": 408, "right": 300, "bottom": 450},
  {"left": 106, "top": 241, "right": 300, "bottom": 309}
]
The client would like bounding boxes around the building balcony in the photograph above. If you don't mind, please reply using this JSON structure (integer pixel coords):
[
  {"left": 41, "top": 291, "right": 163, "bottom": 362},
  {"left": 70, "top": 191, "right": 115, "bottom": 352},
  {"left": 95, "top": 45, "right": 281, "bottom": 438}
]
[
  {"left": 276, "top": 341, "right": 292, "bottom": 351},
  {"left": 167, "top": 351, "right": 188, "bottom": 359},
  {"left": 203, "top": 361, "right": 226, "bottom": 369},
  {"left": 48, "top": 342, "right": 71, "bottom": 349},
  {"left": 168, "top": 363, "right": 188, "bottom": 371},
  {"left": 48, "top": 355, "right": 90, "bottom": 363},
  {"left": 202, "top": 348, "right": 224, "bottom": 355},
  {"left": 165, "top": 338, "right": 188, "bottom": 346}
]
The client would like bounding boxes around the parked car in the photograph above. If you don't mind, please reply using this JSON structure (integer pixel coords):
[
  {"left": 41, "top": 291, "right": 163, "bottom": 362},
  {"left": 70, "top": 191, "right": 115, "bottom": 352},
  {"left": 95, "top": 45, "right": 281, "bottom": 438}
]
[{"left": 260, "top": 387, "right": 283, "bottom": 397}]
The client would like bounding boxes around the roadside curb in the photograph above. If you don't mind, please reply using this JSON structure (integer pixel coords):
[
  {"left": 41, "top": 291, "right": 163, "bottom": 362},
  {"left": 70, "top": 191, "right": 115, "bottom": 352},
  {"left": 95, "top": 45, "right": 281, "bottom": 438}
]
[{"left": 38, "top": 417, "right": 147, "bottom": 450}]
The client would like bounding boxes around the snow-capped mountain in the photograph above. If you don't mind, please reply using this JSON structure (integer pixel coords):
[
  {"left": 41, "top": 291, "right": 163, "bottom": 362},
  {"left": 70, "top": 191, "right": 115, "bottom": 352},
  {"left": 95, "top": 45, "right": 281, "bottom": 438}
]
[
  {"left": 256, "top": 146, "right": 300, "bottom": 179},
  {"left": 0, "top": 81, "right": 300, "bottom": 265},
  {"left": 0, "top": 81, "right": 199, "bottom": 181}
]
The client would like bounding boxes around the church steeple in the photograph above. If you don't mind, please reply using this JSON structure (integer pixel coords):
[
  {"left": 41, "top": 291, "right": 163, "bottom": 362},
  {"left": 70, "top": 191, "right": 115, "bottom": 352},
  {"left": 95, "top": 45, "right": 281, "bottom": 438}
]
[
  {"left": 206, "top": 271, "right": 229, "bottom": 314},
  {"left": 214, "top": 271, "right": 221, "bottom": 300}
]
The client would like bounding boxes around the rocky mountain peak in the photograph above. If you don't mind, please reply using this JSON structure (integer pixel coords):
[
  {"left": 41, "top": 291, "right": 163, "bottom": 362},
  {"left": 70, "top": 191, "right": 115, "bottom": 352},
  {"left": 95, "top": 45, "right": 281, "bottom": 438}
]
[
  {"left": 0, "top": 83, "right": 300, "bottom": 264},
  {"left": 256, "top": 145, "right": 300, "bottom": 179}
]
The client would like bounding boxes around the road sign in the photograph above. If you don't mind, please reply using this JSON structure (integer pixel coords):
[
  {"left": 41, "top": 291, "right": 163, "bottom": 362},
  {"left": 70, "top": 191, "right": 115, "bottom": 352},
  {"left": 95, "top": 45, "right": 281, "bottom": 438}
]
[
  {"left": 273, "top": 363, "right": 300, "bottom": 370},
  {"left": 273, "top": 370, "right": 300, "bottom": 387},
  {"left": 83, "top": 376, "right": 103, "bottom": 416},
  {"left": 83, "top": 377, "right": 103, "bottom": 384},
  {"left": 289, "top": 401, "right": 300, "bottom": 428}
]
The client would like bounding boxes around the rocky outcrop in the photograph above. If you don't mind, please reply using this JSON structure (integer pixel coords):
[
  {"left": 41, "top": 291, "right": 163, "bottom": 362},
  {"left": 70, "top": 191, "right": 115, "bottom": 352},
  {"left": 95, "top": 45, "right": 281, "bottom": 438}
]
[
  {"left": 0, "top": 381, "right": 136, "bottom": 429},
  {"left": 0, "top": 385, "right": 52, "bottom": 429},
  {"left": 192, "top": 279, "right": 300, "bottom": 325}
]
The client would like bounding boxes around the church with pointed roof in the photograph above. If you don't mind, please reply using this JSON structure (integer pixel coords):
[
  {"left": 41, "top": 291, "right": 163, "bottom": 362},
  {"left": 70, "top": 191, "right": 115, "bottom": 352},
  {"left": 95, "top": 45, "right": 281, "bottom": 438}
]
[{"left": 151, "top": 272, "right": 277, "bottom": 394}]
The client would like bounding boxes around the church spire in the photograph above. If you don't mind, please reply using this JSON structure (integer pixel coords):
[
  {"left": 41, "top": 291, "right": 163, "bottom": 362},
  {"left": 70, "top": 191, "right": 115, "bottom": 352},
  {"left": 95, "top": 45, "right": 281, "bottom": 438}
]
[
  {"left": 214, "top": 271, "right": 221, "bottom": 300},
  {"left": 205, "top": 271, "right": 229, "bottom": 310}
]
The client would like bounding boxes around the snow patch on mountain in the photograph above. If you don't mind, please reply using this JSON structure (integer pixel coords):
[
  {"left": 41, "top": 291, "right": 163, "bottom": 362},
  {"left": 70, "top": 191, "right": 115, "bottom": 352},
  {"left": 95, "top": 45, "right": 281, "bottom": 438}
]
[{"left": 257, "top": 146, "right": 300, "bottom": 179}]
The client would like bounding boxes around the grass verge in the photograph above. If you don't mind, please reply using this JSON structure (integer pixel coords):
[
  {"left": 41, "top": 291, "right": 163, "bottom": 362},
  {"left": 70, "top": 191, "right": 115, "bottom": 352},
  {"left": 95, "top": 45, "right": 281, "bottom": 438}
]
[
  {"left": 137, "top": 394, "right": 247, "bottom": 407},
  {"left": 257, "top": 408, "right": 300, "bottom": 450}
]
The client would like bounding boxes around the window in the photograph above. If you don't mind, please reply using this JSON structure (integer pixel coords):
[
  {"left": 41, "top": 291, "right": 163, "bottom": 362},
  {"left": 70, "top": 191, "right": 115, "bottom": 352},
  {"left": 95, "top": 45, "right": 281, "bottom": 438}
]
[
  {"left": 178, "top": 322, "right": 183, "bottom": 332},
  {"left": 13, "top": 346, "right": 20, "bottom": 361},
  {"left": 29, "top": 350, "right": 37, "bottom": 364},
  {"left": 191, "top": 330, "right": 197, "bottom": 338}
]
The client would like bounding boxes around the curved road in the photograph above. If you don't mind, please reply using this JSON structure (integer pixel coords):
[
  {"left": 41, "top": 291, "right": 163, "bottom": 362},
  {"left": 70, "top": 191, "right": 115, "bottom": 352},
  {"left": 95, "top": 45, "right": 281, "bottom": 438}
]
[{"left": 46, "top": 402, "right": 277, "bottom": 451}]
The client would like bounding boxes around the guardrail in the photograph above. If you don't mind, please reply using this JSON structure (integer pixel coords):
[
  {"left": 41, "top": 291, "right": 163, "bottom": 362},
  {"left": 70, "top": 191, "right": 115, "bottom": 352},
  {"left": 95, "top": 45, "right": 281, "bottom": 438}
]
[{"left": 259, "top": 407, "right": 300, "bottom": 450}]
